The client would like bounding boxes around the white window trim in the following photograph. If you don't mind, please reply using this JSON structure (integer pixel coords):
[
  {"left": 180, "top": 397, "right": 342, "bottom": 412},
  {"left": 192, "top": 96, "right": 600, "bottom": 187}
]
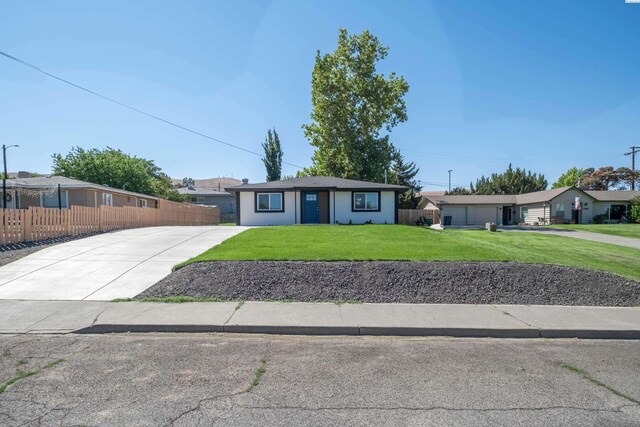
[
  {"left": 256, "top": 192, "right": 284, "bottom": 212},
  {"left": 139, "top": 199, "right": 148, "bottom": 208},
  {"left": 352, "top": 192, "right": 380, "bottom": 212},
  {"left": 102, "top": 193, "right": 113, "bottom": 207}
]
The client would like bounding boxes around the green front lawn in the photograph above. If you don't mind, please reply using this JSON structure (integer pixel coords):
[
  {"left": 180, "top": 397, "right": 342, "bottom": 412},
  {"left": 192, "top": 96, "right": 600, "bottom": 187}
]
[
  {"left": 548, "top": 224, "right": 640, "bottom": 239},
  {"left": 178, "top": 225, "right": 640, "bottom": 281}
]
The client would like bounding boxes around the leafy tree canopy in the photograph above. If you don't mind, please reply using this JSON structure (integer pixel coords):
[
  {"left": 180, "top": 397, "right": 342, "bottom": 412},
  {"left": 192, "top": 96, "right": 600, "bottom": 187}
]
[
  {"left": 581, "top": 166, "right": 635, "bottom": 190},
  {"left": 471, "top": 164, "right": 547, "bottom": 195},
  {"left": 302, "top": 28, "right": 409, "bottom": 183},
  {"left": 552, "top": 167, "right": 584, "bottom": 189},
  {"left": 52, "top": 147, "right": 186, "bottom": 202},
  {"left": 262, "top": 128, "right": 283, "bottom": 182}
]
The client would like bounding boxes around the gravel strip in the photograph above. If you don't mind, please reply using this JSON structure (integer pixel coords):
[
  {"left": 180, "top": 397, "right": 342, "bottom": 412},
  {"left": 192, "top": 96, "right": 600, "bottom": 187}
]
[{"left": 138, "top": 261, "right": 640, "bottom": 307}]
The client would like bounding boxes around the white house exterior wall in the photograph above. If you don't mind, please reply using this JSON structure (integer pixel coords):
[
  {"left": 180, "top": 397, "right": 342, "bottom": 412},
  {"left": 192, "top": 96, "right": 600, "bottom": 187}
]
[
  {"left": 334, "top": 191, "right": 396, "bottom": 224},
  {"left": 238, "top": 191, "right": 297, "bottom": 226}
]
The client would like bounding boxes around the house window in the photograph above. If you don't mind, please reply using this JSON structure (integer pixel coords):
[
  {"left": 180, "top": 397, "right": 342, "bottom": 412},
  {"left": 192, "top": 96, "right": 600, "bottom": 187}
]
[
  {"left": 191, "top": 197, "right": 205, "bottom": 204},
  {"left": 43, "top": 191, "right": 68, "bottom": 208},
  {"left": 555, "top": 203, "right": 565, "bottom": 218},
  {"left": 256, "top": 192, "right": 284, "bottom": 212},
  {"left": 521, "top": 207, "right": 529, "bottom": 220},
  {"left": 609, "top": 204, "right": 630, "bottom": 221},
  {"left": 102, "top": 193, "right": 113, "bottom": 206},
  {"left": 139, "top": 199, "right": 148, "bottom": 208},
  {"left": 352, "top": 192, "right": 379, "bottom": 211}
]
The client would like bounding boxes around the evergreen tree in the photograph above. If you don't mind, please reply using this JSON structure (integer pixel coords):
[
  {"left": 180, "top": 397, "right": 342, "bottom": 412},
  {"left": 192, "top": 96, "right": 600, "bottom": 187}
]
[
  {"left": 470, "top": 164, "right": 547, "bottom": 195},
  {"left": 261, "top": 128, "right": 283, "bottom": 182},
  {"left": 446, "top": 187, "right": 472, "bottom": 195},
  {"left": 389, "top": 149, "right": 421, "bottom": 208}
]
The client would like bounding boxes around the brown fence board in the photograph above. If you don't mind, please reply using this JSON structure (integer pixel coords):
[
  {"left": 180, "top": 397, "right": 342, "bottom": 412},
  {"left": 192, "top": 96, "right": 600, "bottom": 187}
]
[{"left": 0, "top": 202, "right": 219, "bottom": 245}]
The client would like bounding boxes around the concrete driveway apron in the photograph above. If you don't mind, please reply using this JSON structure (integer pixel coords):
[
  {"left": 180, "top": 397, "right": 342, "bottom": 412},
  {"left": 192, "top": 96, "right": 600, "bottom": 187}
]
[
  {"left": 500, "top": 227, "right": 640, "bottom": 250},
  {"left": 0, "top": 226, "right": 248, "bottom": 301}
]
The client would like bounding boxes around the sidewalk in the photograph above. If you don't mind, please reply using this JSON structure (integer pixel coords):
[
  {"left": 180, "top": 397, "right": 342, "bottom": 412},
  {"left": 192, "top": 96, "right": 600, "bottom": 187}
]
[{"left": 1, "top": 300, "right": 639, "bottom": 339}]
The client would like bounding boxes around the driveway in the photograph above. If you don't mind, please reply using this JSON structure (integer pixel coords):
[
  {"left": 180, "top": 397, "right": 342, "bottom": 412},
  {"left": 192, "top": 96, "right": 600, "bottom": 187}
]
[
  {"left": 0, "top": 226, "right": 248, "bottom": 301},
  {"left": 501, "top": 226, "right": 640, "bottom": 250}
]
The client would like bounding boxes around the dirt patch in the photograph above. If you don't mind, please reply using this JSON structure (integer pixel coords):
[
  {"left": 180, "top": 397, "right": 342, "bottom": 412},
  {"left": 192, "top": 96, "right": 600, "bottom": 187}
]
[{"left": 138, "top": 261, "right": 640, "bottom": 307}]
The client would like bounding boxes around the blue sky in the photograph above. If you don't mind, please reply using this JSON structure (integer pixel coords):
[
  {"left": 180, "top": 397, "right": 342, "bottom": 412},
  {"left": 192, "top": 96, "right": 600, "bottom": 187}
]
[{"left": 1, "top": 0, "right": 639, "bottom": 191}]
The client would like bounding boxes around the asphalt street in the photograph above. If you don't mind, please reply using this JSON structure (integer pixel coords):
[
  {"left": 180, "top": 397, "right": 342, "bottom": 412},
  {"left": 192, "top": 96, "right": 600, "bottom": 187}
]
[{"left": 0, "top": 334, "right": 639, "bottom": 426}]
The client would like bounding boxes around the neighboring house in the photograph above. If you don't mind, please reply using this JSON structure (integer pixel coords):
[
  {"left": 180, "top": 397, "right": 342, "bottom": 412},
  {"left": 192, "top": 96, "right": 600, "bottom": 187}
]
[
  {"left": 177, "top": 184, "right": 236, "bottom": 222},
  {"left": 226, "top": 176, "right": 408, "bottom": 226},
  {"left": 425, "top": 186, "right": 640, "bottom": 226},
  {"left": 416, "top": 191, "right": 446, "bottom": 210},
  {"left": 1, "top": 176, "right": 158, "bottom": 209}
]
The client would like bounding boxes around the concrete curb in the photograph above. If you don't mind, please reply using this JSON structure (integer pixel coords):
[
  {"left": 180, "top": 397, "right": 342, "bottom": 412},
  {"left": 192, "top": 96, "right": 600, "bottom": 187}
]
[
  {"left": 5, "top": 300, "right": 640, "bottom": 339},
  {"left": 72, "top": 324, "right": 640, "bottom": 339}
]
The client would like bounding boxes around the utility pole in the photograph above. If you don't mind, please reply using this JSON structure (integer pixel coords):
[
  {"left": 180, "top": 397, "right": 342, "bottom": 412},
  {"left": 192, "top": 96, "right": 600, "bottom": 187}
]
[
  {"left": 447, "top": 170, "right": 453, "bottom": 193},
  {"left": 2, "top": 144, "right": 19, "bottom": 210},
  {"left": 625, "top": 146, "right": 639, "bottom": 191}
]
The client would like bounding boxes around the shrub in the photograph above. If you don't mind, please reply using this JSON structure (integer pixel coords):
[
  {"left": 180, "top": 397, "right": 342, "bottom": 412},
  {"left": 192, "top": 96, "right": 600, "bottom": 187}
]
[
  {"left": 631, "top": 195, "right": 640, "bottom": 223},
  {"left": 593, "top": 213, "right": 608, "bottom": 224}
]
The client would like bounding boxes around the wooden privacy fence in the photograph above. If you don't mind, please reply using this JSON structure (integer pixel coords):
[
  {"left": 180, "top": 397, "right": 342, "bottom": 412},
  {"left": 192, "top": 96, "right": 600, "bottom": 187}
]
[
  {"left": 397, "top": 209, "right": 440, "bottom": 226},
  {"left": 0, "top": 202, "right": 220, "bottom": 245}
]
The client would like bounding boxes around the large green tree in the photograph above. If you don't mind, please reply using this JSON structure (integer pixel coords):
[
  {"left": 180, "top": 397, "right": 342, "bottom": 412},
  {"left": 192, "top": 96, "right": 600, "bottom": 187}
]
[
  {"left": 552, "top": 167, "right": 584, "bottom": 189},
  {"left": 302, "top": 28, "right": 409, "bottom": 182},
  {"left": 262, "top": 128, "right": 283, "bottom": 182},
  {"left": 52, "top": 147, "right": 186, "bottom": 202},
  {"left": 389, "top": 149, "right": 421, "bottom": 208},
  {"left": 471, "top": 164, "right": 547, "bottom": 195},
  {"left": 582, "top": 166, "right": 636, "bottom": 190}
]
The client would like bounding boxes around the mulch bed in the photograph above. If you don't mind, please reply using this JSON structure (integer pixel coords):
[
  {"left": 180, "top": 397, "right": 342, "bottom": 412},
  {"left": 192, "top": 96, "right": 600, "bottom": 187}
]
[{"left": 138, "top": 261, "right": 640, "bottom": 307}]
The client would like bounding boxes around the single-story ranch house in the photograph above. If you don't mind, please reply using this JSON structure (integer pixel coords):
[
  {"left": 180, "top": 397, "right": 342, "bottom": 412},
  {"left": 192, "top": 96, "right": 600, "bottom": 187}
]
[
  {"left": 226, "top": 176, "right": 408, "bottom": 226},
  {"left": 2, "top": 176, "right": 159, "bottom": 209},
  {"left": 424, "top": 186, "right": 640, "bottom": 226},
  {"left": 177, "top": 183, "right": 236, "bottom": 222}
]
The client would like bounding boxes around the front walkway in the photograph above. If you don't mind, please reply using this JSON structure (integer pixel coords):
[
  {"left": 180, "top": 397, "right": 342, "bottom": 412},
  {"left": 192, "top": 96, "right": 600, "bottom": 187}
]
[
  {"left": 500, "top": 226, "right": 640, "bottom": 250},
  {"left": 0, "top": 226, "right": 248, "bottom": 301}
]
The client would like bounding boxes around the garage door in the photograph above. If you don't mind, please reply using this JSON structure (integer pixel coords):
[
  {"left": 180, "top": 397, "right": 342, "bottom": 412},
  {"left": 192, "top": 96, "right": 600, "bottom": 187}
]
[
  {"left": 472, "top": 207, "right": 497, "bottom": 225},
  {"left": 443, "top": 207, "right": 467, "bottom": 225}
]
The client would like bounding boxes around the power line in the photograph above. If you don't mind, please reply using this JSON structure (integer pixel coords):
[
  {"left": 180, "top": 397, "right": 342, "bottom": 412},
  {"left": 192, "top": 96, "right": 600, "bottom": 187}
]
[{"left": 0, "top": 50, "right": 305, "bottom": 170}]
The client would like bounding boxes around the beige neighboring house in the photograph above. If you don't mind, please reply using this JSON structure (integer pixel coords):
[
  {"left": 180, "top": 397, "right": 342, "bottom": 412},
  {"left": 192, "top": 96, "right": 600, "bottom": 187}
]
[
  {"left": 2, "top": 176, "right": 158, "bottom": 209},
  {"left": 425, "top": 186, "right": 640, "bottom": 226}
]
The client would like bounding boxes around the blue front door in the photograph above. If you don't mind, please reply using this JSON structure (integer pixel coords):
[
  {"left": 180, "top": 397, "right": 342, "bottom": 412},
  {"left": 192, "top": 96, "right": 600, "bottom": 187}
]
[{"left": 303, "top": 192, "right": 320, "bottom": 223}]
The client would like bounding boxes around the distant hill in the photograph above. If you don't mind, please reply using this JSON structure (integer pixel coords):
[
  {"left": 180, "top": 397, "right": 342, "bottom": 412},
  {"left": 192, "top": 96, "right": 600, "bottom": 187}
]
[{"left": 172, "top": 177, "right": 242, "bottom": 191}]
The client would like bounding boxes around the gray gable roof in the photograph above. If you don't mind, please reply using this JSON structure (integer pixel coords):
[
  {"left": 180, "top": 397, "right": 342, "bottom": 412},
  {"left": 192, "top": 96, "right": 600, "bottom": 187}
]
[
  {"left": 426, "top": 186, "right": 640, "bottom": 206},
  {"left": 226, "top": 176, "right": 408, "bottom": 192},
  {"left": 177, "top": 187, "right": 232, "bottom": 196},
  {"left": 6, "top": 176, "right": 159, "bottom": 200},
  {"left": 585, "top": 190, "right": 640, "bottom": 201}
]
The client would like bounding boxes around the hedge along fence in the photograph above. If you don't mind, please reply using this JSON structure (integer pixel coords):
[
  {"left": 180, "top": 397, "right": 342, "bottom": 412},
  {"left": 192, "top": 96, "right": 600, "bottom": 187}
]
[{"left": 0, "top": 201, "right": 220, "bottom": 245}]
